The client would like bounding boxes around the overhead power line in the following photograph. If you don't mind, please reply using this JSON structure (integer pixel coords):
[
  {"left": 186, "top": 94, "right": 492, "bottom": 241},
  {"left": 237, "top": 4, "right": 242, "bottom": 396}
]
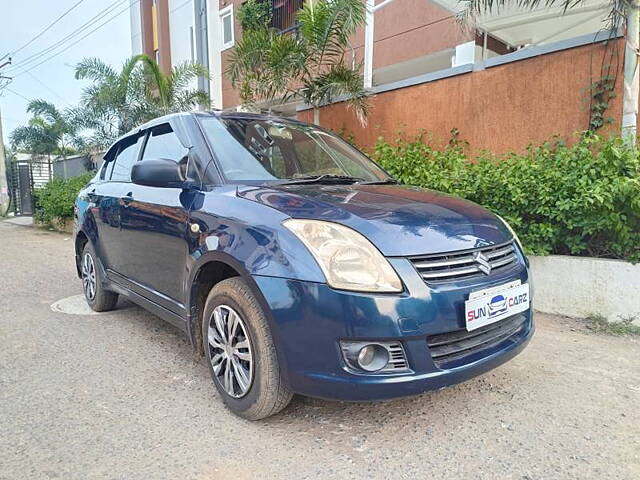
[
  {"left": 3, "top": 87, "right": 32, "bottom": 103},
  {"left": 0, "top": 0, "right": 87, "bottom": 62},
  {"left": 5, "top": 0, "right": 130, "bottom": 74},
  {"left": 12, "top": 0, "right": 141, "bottom": 77},
  {"left": 16, "top": 66, "right": 69, "bottom": 105}
]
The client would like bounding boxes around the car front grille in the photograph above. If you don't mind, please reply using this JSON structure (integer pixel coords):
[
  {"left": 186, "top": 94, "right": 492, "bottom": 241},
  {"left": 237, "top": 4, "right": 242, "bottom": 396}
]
[
  {"left": 409, "top": 241, "right": 518, "bottom": 283},
  {"left": 426, "top": 313, "right": 528, "bottom": 368}
]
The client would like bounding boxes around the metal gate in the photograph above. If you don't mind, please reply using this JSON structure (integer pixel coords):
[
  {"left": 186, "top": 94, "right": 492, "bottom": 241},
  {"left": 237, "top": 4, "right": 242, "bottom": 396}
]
[
  {"left": 9, "top": 156, "right": 52, "bottom": 216},
  {"left": 17, "top": 164, "right": 33, "bottom": 215}
]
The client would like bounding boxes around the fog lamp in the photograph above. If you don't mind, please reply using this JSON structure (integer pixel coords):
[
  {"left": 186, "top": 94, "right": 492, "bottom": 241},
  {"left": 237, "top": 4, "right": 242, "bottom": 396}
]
[{"left": 356, "top": 344, "right": 389, "bottom": 372}]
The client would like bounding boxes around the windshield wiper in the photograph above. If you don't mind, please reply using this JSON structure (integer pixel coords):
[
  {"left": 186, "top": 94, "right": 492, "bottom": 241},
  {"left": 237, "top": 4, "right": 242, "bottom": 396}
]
[
  {"left": 357, "top": 179, "right": 398, "bottom": 185},
  {"left": 269, "top": 174, "right": 365, "bottom": 186}
]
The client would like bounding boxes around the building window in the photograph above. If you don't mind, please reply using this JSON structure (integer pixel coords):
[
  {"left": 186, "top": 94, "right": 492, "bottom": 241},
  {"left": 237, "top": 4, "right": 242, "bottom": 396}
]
[{"left": 220, "top": 5, "right": 234, "bottom": 50}]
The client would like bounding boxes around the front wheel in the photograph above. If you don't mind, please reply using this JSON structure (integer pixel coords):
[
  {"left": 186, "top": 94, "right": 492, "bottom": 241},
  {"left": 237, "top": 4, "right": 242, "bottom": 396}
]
[{"left": 202, "top": 277, "right": 292, "bottom": 420}]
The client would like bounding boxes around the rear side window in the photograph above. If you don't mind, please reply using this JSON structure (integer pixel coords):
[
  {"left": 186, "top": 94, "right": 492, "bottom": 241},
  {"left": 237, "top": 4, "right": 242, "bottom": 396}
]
[
  {"left": 141, "top": 124, "right": 188, "bottom": 162},
  {"left": 110, "top": 135, "right": 144, "bottom": 182}
]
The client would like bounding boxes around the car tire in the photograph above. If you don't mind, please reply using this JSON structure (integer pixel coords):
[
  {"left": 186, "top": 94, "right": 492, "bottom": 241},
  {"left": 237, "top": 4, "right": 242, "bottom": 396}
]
[
  {"left": 81, "top": 243, "right": 119, "bottom": 312},
  {"left": 202, "top": 277, "right": 292, "bottom": 420}
]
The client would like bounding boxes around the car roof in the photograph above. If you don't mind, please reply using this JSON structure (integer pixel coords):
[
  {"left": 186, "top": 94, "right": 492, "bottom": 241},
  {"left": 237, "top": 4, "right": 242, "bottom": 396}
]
[{"left": 195, "top": 110, "right": 306, "bottom": 125}]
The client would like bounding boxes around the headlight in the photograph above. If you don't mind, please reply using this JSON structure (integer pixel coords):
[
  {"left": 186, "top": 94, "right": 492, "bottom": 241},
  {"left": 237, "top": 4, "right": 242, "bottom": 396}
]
[
  {"left": 497, "top": 215, "right": 524, "bottom": 252},
  {"left": 283, "top": 219, "right": 402, "bottom": 293}
]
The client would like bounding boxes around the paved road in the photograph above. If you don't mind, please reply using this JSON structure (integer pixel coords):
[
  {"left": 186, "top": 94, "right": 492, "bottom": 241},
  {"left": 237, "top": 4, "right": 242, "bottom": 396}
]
[{"left": 1, "top": 221, "right": 638, "bottom": 479}]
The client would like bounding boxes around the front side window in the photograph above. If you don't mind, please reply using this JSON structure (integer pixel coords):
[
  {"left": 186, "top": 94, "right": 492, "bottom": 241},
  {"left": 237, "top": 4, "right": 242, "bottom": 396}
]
[
  {"left": 110, "top": 135, "right": 144, "bottom": 182},
  {"left": 141, "top": 123, "right": 192, "bottom": 180},
  {"left": 141, "top": 124, "right": 189, "bottom": 162},
  {"left": 197, "top": 116, "right": 391, "bottom": 183},
  {"left": 220, "top": 5, "right": 234, "bottom": 50}
]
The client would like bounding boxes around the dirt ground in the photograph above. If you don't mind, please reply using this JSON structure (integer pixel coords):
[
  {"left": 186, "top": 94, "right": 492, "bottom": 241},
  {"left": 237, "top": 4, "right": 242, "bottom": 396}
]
[{"left": 1, "top": 220, "right": 638, "bottom": 479}]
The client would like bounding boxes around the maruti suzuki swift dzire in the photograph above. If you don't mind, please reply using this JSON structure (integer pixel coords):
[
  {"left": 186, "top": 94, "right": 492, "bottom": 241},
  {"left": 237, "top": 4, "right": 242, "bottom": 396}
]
[{"left": 74, "top": 112, "right": 533, "bottom": 420}]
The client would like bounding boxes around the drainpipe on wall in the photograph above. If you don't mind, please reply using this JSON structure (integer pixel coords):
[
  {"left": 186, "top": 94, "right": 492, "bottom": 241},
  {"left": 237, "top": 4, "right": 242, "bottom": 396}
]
[{"left": 622, "top": 2, "right": 639, "bottom": 143}]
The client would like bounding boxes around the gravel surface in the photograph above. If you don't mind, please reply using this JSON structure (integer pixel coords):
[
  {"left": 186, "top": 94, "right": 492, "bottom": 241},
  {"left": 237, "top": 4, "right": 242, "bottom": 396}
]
[{"left": 1, "top": 220, "right": 638, "bottom": 479}]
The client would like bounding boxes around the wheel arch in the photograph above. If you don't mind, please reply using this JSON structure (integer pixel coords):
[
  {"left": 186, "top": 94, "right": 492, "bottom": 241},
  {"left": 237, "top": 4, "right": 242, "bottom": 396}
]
[{"left": 186, "top": 252, "right": 290, "bottom": 381}]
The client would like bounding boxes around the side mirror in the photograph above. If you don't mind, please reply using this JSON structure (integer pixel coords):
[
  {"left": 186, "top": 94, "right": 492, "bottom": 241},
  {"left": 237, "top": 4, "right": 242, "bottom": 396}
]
[{"left": 131, "top": 159, "right": 186, "bottom": 188}]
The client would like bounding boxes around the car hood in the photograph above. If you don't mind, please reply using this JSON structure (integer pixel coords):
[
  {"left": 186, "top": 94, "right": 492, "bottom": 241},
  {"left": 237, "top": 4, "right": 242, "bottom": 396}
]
[{"left": 238, "top": 183, "right": 512, "bottom": 256}]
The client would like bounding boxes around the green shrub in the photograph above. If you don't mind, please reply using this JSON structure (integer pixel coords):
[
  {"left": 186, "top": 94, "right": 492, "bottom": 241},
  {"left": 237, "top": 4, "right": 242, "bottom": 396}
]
[
  {"left": 238, "top": 0, "right": 272, "bottom": 31},
  {"left": 34, "top": 172, "right": 94, "bottom": 225},
  {"left": 374, "top": 132, "right": 640, "bottom": 262}
]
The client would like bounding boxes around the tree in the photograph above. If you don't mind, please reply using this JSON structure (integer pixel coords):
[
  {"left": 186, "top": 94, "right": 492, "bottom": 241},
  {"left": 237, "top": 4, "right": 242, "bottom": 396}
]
[
  {"left": 9, "top": 100, "right": 78, "bottom": 158},
  {"left": 73, "top": 54, "right": 210, "bottom": 150},
  {"left": 227, "top": 0, "right": 368, "bottom": 124}
]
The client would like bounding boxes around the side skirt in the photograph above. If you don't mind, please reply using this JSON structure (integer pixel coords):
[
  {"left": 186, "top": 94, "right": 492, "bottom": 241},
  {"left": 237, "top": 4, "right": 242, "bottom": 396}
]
[{"left": 107, "top": 281, "right": 189, "bottom": 335}]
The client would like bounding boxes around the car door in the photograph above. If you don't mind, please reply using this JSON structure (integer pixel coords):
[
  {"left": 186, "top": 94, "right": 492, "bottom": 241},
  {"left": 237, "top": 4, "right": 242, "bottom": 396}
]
[
  {"left": 117, "top": 122, "right": 194, "bottom": 315},
  {"left": 91, "top": 135, "right": 143, "bottom": 273}
]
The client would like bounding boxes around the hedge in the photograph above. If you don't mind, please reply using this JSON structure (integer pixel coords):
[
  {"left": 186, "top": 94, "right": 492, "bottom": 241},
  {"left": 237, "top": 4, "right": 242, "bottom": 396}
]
[
  {"left": 373, "top": 132, "right": 640, "bottom": 263},
  {"left": 34, "top": 172, "right": 94, "bottom": 225}
]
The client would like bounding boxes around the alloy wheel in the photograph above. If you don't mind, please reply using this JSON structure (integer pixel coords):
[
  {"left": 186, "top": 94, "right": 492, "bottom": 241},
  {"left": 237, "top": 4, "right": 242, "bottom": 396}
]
[
  {"left": 208, "top": 305, "right": 254, "bottom": 398},
  {"left": 81, "top": 253, "right": 97, "bottom": 301}
]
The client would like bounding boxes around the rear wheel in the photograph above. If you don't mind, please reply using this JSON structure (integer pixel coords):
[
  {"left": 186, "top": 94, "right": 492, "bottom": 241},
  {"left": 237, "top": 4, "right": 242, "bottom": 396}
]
[
  {"left": 203, "top": 277, "right": 292, "bottom": 420},
  {"left": 81, "top": 243, "right": 118, "bottom": 312}
]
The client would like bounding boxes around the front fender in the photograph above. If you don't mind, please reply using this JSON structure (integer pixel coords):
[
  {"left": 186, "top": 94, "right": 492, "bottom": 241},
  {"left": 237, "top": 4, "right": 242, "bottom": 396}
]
[{"left": 188, "top": 189, "right": 325, "bottom": 282}]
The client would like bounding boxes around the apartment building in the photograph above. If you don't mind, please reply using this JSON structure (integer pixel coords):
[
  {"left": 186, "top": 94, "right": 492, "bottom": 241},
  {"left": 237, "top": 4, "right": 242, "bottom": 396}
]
[
  {"left": 130, "top": 0, "right": 626, "bottom": 152},
  {"left": 130, "top": 0, "right": 210, "bottom": 94}
]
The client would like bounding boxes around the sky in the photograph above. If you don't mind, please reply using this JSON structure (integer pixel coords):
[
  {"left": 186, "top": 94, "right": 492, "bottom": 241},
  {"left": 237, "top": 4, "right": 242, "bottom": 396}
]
[{"left": 0, "top": 0, "right": 132, "bottom": 145}]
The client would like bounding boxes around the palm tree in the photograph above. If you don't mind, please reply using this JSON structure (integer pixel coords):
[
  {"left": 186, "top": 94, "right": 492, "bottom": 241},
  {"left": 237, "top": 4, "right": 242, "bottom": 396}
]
[
  {"left": 74, "top": 54, "right": 210, "bottom": 150},
  {"left": 227, "top": 0, "right": 368, "bottom": 124},
  {"left": 132, "top": 56, "right": 211, "bottom": 116},
  {"left": 10, "top": 100, "right": 78, "bottom": 158}
]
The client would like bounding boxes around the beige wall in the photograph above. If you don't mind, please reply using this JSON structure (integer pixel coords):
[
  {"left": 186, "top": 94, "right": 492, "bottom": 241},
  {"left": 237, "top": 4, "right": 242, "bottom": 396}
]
[{"left": 297, "top": 40, "right": 625, "bottom": 155}]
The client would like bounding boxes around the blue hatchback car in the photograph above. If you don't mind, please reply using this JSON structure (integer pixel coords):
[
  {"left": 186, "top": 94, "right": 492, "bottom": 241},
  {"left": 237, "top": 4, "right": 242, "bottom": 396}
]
[{"left": 74, "top": 111, "right": 534, "bottom": 419}]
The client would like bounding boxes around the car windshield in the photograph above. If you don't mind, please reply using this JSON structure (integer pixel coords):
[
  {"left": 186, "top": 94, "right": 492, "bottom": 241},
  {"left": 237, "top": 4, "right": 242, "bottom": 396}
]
[{"left": 197, "top": 116, "right": 392, "bottom": 184}]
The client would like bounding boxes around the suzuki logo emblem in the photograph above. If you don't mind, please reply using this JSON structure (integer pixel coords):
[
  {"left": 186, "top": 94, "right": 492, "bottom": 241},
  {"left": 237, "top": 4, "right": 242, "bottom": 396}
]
[{"left": 474, "top": 252, "right": 492, "bottom": 275}]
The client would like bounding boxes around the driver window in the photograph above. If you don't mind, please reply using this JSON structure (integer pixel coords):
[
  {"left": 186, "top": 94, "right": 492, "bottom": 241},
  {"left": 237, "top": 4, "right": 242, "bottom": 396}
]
[{"left": 141, "top": 123, "right": 191, "bottom": 180}]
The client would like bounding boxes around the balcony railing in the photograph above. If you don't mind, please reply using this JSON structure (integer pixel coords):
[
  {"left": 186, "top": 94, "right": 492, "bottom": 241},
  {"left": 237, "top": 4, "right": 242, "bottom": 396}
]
[{"left": 271, "top": 0, "right": 303, "bottom": 33}]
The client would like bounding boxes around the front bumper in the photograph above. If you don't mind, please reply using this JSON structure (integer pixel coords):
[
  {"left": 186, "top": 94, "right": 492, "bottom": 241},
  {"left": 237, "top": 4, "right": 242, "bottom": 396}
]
[{"left": 254, "top": 256, "right": 534, "bottom": 402}]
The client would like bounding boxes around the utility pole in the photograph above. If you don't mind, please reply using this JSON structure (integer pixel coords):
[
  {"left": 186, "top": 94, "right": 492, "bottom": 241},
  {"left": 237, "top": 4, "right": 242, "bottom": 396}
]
[
  {"left": 0, "top": 105, "right": 9, "bottom": 216},
  {"left": 0, "top": 58, "right": 12, "bottom": 216}
]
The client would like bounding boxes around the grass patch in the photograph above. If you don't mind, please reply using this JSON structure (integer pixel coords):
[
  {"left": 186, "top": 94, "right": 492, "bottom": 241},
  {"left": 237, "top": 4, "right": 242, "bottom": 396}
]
[{"left": 584, "top": 314, "right": 640, "bottom": 336}]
